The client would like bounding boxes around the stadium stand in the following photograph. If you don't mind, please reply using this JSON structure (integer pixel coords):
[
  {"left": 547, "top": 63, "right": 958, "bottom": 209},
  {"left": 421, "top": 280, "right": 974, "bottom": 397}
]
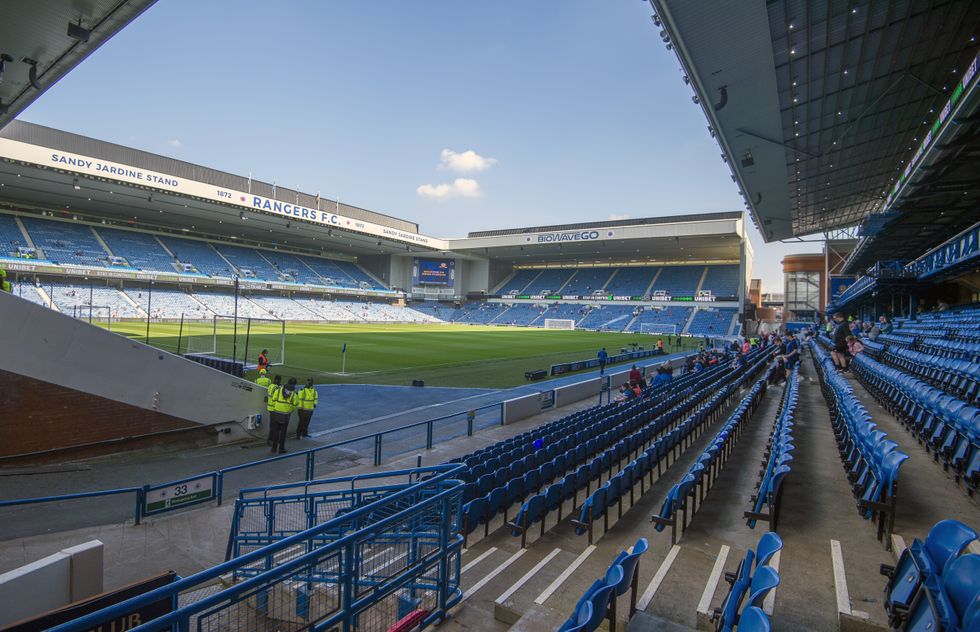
[
  {"left": 746, "top": 367, "right": 797, "bottom": 531},
  {"left": 880, "top": 519, "right": 979, "bottom": 630},
  {"left": 560, "top": 268, "right": 615, "bottom": 296},
  {"left": 811, "top": 338, "right": 909, "bottom": 545},
  {"left": 498, "top": 269, "right": 540, "bottom": 295},
  {"left": 650, "top": 265, "right": 704, "bottom": 297},
  {"left": 296, "top": 255, "right": 364, "bottom": 289},
  {"left": 687, "top": 308, "right": 738, "bottom": 336},
  {"left": 334, "top": 259, "right": 385, "bottom": 289},
  {"left": 576, "top": 304, "right": 636, "bottom": 331},
  {"left": 710, "top": 532, "right": 782, "bottom": 632},
  {"left": 700, "top": 265, "right": 740, "bottom": 297},
  {"left": 458, "top": 301, "right": 510, "bottom": 324},
  {"left": 557, "top": 538, "right": 649, "bottom": 632},
  {"left": 248, "top": 295, "right": 319, "bottom": 320},
  {"left": 604, "top": 267, "right": 659, "bottom": 297},
  {"left": 495, "top": 303, "right": 548, "bottom": 326},
  {"left": 523, "top": 269, "right": 576, "bottom": 296},
  {"left": 624, "top": 306, "right": 691, "bottom": 333},
  {"left": 20, "top": 217, "right": 110, "bottom": 268},
  {"left": 190, "top": 291, "right": 271, "bottom": 319},
  {"left": 537, "top": 302, "right": 591, "bottom": 325},
  {"left": 259, "top": 250, "right": 322, "bottom": 285},
  {"left": 48, "top": 283, "right": 141, "bottom": 318},
  {"left": 0, "top": 213, "right": 30, "bottom": 258},
  {"left": 211, "top": 244, "right": 280, "bottom": 280},
  {"left": 157, "top": 235, "right": 236, "bottom": 278},
  {"left": 124, "top": 286, "right": 211, "bottom": 319},
  {"left": 96, "top": 227, "right": 177, "bottom": 272},
  {"left": 12, "top": 280, "right": 48, "bottom": 307}
]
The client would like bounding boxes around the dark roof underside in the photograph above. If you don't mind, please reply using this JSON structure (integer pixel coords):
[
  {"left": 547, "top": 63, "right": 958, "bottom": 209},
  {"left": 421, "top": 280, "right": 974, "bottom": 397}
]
[{"left": 653, "top": 0, "right": 980, "bottom": 241}]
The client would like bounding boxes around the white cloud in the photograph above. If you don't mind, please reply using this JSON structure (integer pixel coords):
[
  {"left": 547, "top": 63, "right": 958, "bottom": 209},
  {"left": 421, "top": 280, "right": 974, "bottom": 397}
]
[
  {"left": 439, "top": 148, "right": 497, "bottom": 173},
  {"left": 166, "top": 138, "right": 182, "bottom": 148},
  {"left": 416, "top": 178, "right": 482, "bottom": 199},
  {"left": 607, "top": 213, "right": 631, "bottom": 221}
]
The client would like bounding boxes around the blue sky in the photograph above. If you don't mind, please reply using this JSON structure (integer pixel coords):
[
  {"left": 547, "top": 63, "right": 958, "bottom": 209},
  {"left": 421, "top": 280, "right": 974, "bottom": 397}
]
[{"left": 18, "top": 0, "right": 816, "bottom": 292}]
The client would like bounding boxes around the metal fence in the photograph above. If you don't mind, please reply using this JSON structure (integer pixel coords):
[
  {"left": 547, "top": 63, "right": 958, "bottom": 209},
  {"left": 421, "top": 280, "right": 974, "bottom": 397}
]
[{"left": 48, "top": 465, "right": 465, "bottom": 632}]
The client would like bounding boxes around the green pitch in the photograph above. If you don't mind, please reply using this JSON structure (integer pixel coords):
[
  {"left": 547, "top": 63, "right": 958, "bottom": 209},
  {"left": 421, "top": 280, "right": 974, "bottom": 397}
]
[{"left": 104, "top": 321, "right": 699, "bottom": 388}]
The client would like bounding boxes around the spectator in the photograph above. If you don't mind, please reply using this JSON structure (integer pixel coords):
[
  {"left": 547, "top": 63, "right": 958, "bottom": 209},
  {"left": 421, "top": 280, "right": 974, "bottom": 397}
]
[
  {"left": 628, "top": 364, "right": 642, "bottom": 386},
  {"left": 781, "top": 332, "right": 799, "bottom": 381},
  {"left": 878, "top": 315, "right": 893, "bottom": 334},
  {"left": 597, "top": 347, "right": 608, "bottom": 374},
  {"left": 847, "top": 335, "right": 864, "bottom": 357},
  {"left": 741, "top": 338, "right": 751, "bottom": 355},
  {"left": 831, "top": 312, "right": 850, "bottom": 372}
]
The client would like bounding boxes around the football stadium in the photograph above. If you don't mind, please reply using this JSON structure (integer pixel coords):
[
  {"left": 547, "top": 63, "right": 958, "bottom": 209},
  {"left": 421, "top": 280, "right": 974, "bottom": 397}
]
[{"left": 0, "top": 2, "right": 978, "bottom": 632}]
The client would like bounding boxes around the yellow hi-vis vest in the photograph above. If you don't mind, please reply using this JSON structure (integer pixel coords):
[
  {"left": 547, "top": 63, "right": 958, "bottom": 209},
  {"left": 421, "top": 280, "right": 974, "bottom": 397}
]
[
  {"left": 267, "top": 384, "right": 280, "bottom": 412},
  {"left": 256, "top": 375, "right": 271, "bottom": 389},
  {"left": 298, "top": 386, "right": 318, "bottom": 411},
  {"left": 273, "top": 386, "right": 299, "bottom": 414}
]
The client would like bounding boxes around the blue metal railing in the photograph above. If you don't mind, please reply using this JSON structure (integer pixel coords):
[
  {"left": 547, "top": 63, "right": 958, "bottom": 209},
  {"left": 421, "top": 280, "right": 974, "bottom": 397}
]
[
  {"left": 0, "top": 402, "right": 502, "bottom": 526},
  {"left": 48, "top": 464, "right": 466, "bottom": 632}
]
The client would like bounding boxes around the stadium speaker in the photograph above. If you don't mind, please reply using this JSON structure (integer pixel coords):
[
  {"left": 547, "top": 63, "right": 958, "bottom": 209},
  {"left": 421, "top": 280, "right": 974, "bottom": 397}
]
[{"left": 412, "top": 380, "right": 425, "bottom": 387}]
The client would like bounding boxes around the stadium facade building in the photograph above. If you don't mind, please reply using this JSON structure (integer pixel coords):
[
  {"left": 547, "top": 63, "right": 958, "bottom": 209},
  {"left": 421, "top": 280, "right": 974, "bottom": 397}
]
[{"left": 0, "top": 120, "right": 751, "bottom": 337}]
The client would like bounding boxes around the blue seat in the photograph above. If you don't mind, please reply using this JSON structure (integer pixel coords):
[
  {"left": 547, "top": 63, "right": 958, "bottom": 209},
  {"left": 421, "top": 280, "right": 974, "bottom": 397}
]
[
  {"left": 737, "top": 606, "right": 770, "bottom": 632},
  {"left": 747, "top": 565, "right": 780, "bottom": 607},
  {"left": 583, "top": 565, "right": 623, "bottom": 632},
  {"left": 556, "top": 601, "right": 593, "bottom": 632},
  {"left": 755, "top": 532, "right": 783, "bottom": 569}
]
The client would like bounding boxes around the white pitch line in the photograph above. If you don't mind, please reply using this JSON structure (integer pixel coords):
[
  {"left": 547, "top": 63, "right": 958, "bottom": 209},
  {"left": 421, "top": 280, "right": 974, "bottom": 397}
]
[
  {"left": 637, "top": 544, "right": 681, "bottom": 611},
  {"left": 495, "top": 548, "right": 562, "bottom": 605},
  {"left": 535, "top": 545, "right": 596, "bottom": 605},
  {"left": 697, "top": 545, "right": 730, "bottom": 615},
  {"left": 831, "top": 540, "right": 851, "bottom": 616},
  {"left": 462, "top": 549, "right": 527, "bottom": 603},
  {"left": 461, "top": 547, "right": 498, "bottom": 575},
  {"left": 763, "top": 550, "right": 780, "bottom": 615}
]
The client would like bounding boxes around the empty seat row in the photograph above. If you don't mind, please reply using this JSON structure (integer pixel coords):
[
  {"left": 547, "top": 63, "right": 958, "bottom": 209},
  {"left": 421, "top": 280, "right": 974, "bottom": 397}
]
[
  {"left": 850, "top": 353, "right": 980, "bottom": 494},
  {"left": 811, "top": 340, "right": 909, "bottom": 545},
  {"left": 456, "top": 363, "right": 737, "bottom": 544},
  {"left": 558, "top": 538, "right": 649, "bottom": 632},
  {"left": 651, "top": 362, "right": 773, "bottom": 544},
  {"left": 881, "top": 346, "right": 980, "bottom": 405},
  {"left": 710, "top": 532, "right": 782, "bottom": 632},
  {"left": 747, "top": 367, "right": 798, "bottom": 532},
  {"left": 881, "top": 519, "right": 980, "bottom": 632}
]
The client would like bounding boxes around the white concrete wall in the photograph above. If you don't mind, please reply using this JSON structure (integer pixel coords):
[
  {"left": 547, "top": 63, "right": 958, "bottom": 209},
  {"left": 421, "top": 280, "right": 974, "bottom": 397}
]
[
  {"left": 0, "top": 540, "right": 103, "bottom": 627},
  {"left": 0, "top": 291, "right": 265, "bottom": 426}
]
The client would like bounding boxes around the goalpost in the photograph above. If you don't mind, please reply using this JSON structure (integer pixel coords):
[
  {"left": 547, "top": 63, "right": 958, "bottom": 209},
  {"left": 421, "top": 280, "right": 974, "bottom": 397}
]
[
  {"left": 71, "top": 304, "right": 112, "bottom": 331},
  {"left": 544, "top": 318, "right": 576, "bottom": 330},
  {"left": 184, "top": 315, "right": 286, "bottom": 367}
]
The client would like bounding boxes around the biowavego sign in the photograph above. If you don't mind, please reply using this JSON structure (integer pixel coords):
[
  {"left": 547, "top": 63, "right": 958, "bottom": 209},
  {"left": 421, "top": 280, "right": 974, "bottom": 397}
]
[{"left": 528, "top": 229, "right": 614, "bottom": 244}]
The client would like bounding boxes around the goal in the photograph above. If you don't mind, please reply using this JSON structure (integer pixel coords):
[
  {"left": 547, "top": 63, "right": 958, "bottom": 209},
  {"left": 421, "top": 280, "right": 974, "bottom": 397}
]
[
  {"left": 184, "top": 315, "right": 286, "bottom": 366},
  {"left": 639, "top": 323, "right": 677, "bottom": 335},
  {"left": 544, "top": 318, "right": 576, "bottom": 330},
  {"left": 71, "top": 304, "right": 112, "bottom": 331}
]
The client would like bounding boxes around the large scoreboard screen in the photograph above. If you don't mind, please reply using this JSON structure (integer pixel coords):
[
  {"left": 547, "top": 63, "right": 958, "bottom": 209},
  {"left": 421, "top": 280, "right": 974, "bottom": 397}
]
[{"left": 414, "top": 258, "right": 454, "bottom": 286}]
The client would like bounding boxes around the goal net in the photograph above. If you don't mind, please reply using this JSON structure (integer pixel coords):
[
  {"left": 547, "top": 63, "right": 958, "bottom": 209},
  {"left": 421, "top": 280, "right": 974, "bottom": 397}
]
[
  {"left": 639, "top": 323, "right": 677, "bottom": 335},
  {"left": 544, "top": 318, "right": 575, "bottom": 330},
  {"left": 184, "top": 315, "right": 286, "bottom": 366},
  {"left": 71, "top": 304, "right": 112, "bottom": 331}
]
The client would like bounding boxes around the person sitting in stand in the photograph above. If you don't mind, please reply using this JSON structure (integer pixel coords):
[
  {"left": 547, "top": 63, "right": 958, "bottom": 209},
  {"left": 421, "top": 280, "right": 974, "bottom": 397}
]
[{"left": 846, "top": 335, "right": 864, "bottom": 357}]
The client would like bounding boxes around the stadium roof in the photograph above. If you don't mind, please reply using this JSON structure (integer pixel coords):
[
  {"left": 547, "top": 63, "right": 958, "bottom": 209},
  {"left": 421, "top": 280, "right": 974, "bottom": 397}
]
[
  {"left": 651, "top": 0, "right": 980, "bottom": 244},
  {"left": 450, "top": 212, "right": 746, "bottom": 266},
  {"left": 467, "top": 212, "right": 742, "bottom": 238},
  {"left": 0, "top": 0, "right": 157, "bottom": 130},
  {"left": 0, "top": 121, "right": 443, "bottom": 259}
]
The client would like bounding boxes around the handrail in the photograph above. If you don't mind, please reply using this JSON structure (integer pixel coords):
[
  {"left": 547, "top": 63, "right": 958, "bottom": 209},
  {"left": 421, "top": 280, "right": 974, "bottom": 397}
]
[
  {"left": 1, "top": 350, "right": 695, "bottom": 525},
  {"left": 48, "top": 463, "right": 466, "bottom": 632}
]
